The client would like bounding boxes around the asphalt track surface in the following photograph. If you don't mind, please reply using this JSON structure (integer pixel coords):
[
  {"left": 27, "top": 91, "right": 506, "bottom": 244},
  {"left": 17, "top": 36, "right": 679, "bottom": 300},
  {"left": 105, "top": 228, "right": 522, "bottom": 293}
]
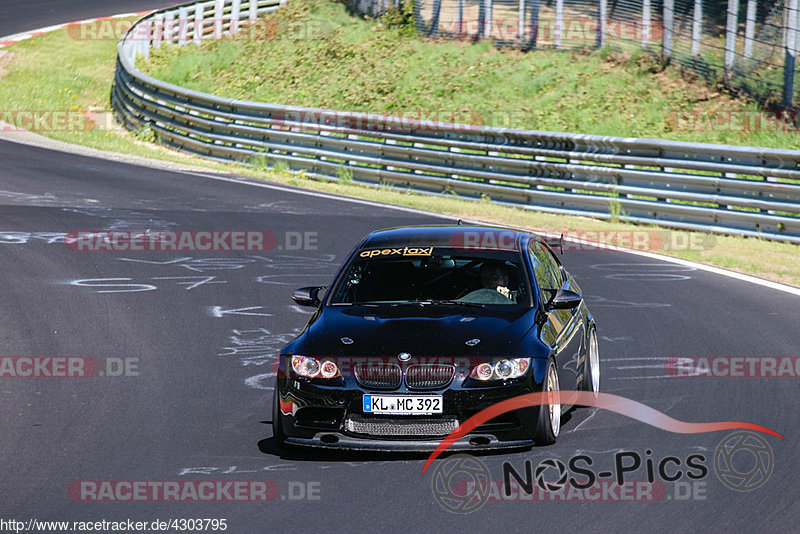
[
  {"left": 1, "top": 3, "right": 799, "bottom": 532},
  {"left": 0, "top": 1, "right": 179, "bottom": 36}
]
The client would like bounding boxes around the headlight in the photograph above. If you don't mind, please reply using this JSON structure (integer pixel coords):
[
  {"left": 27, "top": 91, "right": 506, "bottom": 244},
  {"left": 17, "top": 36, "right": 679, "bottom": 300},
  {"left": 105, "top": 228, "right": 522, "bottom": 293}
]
[
  {"left": 291, "top": 356, "right": 339, "bottom": 379},
  {"left": 470, "top": 358, "right": 530, "bottom": 381},
  {"left": 320, "top": 360, "right": 339, "bottom": 379}
]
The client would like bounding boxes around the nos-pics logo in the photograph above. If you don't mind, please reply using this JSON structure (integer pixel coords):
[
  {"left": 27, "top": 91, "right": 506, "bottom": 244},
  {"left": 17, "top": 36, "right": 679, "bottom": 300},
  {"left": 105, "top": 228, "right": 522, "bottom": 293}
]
[{"left": 430, "top": 431, "right": 775, "bottom": 514}]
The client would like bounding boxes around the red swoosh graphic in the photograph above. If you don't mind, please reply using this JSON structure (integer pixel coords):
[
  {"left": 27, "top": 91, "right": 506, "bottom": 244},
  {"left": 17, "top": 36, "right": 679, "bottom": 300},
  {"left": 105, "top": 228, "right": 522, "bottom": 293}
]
[{"left": 422, "top": 391, "right": 784, "bottom": 474}]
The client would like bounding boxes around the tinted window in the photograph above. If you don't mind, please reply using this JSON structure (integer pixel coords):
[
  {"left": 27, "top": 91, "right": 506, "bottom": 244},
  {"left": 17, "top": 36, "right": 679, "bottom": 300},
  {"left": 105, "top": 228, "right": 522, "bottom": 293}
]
[
  {"left": 529, "top": 242, "right": 563, "bottom": 297},
  {"left": 330, "top": 248, "right": 529, "bottom": 306}
]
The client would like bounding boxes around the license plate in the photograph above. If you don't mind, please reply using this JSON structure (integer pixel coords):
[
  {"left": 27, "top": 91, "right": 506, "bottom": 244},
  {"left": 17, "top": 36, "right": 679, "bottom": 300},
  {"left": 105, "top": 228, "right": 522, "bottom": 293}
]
[{"left": 362, "top": 394, "right": 443, "bottom": 415}]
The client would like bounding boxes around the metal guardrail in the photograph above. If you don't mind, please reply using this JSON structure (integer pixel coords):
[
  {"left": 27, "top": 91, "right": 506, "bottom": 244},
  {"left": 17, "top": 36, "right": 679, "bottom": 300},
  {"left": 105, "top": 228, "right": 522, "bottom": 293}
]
[{"left": 112, "top": 0, "right": 800, "bottom": 244}]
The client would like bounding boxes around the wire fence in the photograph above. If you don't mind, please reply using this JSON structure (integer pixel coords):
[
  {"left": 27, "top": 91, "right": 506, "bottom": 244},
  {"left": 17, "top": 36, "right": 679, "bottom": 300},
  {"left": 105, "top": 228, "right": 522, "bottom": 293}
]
[{"left": 352, "top": 0, "right": 800, "bottom": 109}]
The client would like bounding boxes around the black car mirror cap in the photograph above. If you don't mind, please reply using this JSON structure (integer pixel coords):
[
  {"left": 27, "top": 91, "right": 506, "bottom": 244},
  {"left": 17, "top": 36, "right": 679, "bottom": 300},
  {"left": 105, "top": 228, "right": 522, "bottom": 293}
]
[
  {"left": 292, "top": 286, "right": 327, "bottom": 307},
  {"left": 546, "top": 289, "right": 582, "bottom": 310}
]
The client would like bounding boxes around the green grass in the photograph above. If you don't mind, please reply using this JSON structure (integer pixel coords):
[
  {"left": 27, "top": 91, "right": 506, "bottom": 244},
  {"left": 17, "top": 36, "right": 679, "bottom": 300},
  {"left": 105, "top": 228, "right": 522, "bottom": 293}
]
[
  {"left": 0, "top": 6, "right": 798, "bottom": 288},
  {"left": 138, "top": 0, "right": 800, "bottom": 149},
  {"left": 0, "top": 26, "right": 228, "bottom": 165}
]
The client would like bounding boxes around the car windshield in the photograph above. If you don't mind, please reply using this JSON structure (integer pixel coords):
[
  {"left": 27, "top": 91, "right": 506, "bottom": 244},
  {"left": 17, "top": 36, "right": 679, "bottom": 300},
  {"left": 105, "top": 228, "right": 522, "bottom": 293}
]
[{"left": 329, "top": 248, "right": 529, "bottom": 306}]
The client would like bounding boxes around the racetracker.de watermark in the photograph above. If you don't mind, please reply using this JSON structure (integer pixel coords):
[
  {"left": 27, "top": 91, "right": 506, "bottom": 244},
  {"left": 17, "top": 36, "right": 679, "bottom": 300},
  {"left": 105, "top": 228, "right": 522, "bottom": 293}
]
[
  {"left": 65, "top": 230, "right": 318, "bottom": 252},
  {"left": 67, "top": 480, "right": 321, "bottom": 502},
  {"left": 666, "top": 110, "right": 800, "bottom": 133},
  {"left": 0, "top": 357, "right": 139, "bottom": 378},
  {"left": 448, "top": 18, "right": 664, "bottom": 42},
  {"left": 265, "top": 109, "right": 485, "bottom": 133},
  {"left": 66, "top": 18, "right": 335, "bottom": 42},
  {"left": 454, "top": 479, "right": 669, "bottom": 502},
  {"left": 68, "top": 481, "right": 279, "bottom": 502},
  {"left": 0, "top": 110, "right": 112, "bottom": 133},
  {"left": 448, "top": 228, "right": 715, "bottom": 252},
  {"left": 665, "top": 356, "right": 800, "bottom": 378},
  {"left": 267, "top": 109, "right": 584, "bottom": 131}
]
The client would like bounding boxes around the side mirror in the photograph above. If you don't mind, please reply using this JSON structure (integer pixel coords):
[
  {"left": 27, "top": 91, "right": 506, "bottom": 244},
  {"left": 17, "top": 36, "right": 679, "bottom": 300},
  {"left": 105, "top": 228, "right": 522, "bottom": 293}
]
[
  {"left": 547, "top": 289, "right": 582, "bottom": 310},
  {"left": 292, "top": 286, "right": 326, "bottom": 308}
]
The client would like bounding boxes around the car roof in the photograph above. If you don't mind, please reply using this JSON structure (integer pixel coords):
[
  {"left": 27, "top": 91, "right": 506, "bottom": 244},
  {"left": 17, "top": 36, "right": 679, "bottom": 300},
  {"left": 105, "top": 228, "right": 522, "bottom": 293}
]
[{"left": 359, "top": 225, "right": 536, "bottom": 252}]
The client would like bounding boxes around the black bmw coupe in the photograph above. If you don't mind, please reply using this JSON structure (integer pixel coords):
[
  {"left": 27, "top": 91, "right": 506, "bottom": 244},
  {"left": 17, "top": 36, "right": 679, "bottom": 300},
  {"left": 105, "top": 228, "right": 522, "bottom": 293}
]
[{"left": 273, "top": 225, "right": 599, "bottom": 451}]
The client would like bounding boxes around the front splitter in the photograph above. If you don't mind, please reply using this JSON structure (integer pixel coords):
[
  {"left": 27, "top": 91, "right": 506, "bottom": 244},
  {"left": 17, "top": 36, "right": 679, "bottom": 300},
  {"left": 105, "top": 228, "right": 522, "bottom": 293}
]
[{"left": 285, "top": 433, "right": 533, "bottom": 452}]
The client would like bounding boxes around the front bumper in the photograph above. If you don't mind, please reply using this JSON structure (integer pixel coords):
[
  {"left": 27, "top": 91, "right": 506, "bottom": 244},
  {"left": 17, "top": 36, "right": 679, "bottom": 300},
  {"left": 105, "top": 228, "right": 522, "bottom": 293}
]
[{"left": 275, "top": 361, "right": 548, "bottom": 450}]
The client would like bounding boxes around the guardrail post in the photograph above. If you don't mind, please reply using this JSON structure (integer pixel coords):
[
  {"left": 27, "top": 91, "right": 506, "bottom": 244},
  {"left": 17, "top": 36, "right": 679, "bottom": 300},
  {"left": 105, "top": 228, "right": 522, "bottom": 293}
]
[
  {"left": 784, "top": 0, "right": 799, "bottom": 108},
  {"left": 249, "top": 0, "right": 258, "bottom": 22},
  {"left": 555, "top": 0, "right": 563, "bottom": 48},
  {"left": 140, "top": 20, "right": 152, "bottom": 59},
  {"left": 194, "top": 4, "right": 204, "bottom": 45},
  {"left": 214, "top": 0, "right": 224, "bottom": 40},
  {"left": 152, "top": 14, "right": 163, "bottom": 49},
  {"left": 743, "top": 0, "right": 756, "bottom": 59},
  {"left": 641, "top": 0, "right": 651, "bottom": 48},
  {"left": 484, "top": 0, "right": 493, "bottom": 39},
  {"left": 164, "top": 11, "right": 175, "bottom": 43},
  {"left": 529, "top": 0, "right": 539, "bottom": 48},
  {"left": 231, "top": 0, "right": 241, "bottom": 35},
  {"left": 518, "top": 0, "right": 525, "bottom": 41},
  {"left": 456, "top": 0, "right": 464, "bottom": 37},
  {"left": 430, "top": 0, "right": 442, "bottom": 35},
  {"left": 178, "top": 6, "right": 189, "bottom": 45},
  {"left": 724, "top": 0, "right": 740, "bottom": 78},
  {"left": 596, "top": 0, "right": 606, "bottom": 48},
  {"left": 690, "top": 0, "right": 701, "bottom": 56},
  {"left": 133, "top": 33, "right": 143, "bottom": 62},
  {"left": 784, "top": 5, "right": 788, "bottom": 49},
  {"left": 123, "top": 42, "right": 134, "bottom": 69},
  {"left": 478, "top": 0, "right": 485, "bottom": 38},
  {"left": 662, "top": 0, "right": 673, "bottom": 60}
]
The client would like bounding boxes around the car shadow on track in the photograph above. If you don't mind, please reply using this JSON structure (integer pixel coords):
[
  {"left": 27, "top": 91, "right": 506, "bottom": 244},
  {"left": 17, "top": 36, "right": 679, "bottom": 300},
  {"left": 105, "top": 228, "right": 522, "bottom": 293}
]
[{"left": 257, "top": 409, "right": 575, "bottom": 462}]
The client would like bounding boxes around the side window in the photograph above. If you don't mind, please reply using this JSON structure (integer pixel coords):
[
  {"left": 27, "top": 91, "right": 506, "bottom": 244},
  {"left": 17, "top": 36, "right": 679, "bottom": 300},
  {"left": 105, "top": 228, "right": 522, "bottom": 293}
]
[
  {"left": 529, "top": 242, "right": 563, "bottom": 298},
  {"left": 541, "top": 245, "right": 564, "bottom": 287}
]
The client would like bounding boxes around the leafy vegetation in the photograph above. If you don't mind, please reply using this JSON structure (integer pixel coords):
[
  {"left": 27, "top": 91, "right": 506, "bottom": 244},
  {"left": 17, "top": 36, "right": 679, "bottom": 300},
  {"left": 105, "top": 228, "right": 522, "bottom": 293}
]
[{"left": 141, "top": 0, "right": 800, "bottom": 149}]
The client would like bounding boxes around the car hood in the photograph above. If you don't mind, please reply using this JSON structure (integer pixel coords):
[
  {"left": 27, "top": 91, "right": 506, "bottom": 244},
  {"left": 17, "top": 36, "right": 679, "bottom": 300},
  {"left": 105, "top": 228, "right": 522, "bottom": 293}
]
[{"left": 288, "top": 305, "right": 537, "bottom": 358}]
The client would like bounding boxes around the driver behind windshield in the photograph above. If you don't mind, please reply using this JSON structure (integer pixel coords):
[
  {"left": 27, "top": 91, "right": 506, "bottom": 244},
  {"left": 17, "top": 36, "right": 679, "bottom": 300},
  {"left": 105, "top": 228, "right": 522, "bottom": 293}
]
[
  {"left": 455, "top": 260, "right": 517, "bottom": 304},
  {"left": 479, "top": 261, "right": 512, "bottom": 299}
]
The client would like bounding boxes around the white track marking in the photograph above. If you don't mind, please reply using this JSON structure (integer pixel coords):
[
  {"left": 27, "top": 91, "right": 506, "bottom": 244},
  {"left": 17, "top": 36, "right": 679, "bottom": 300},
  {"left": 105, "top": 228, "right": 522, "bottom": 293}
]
[
  {"left": 208, "top": 306, "right": 272, "bottom": 318},
  {"left": 182, "top": 170, "right": 800, "bottom": 298}
]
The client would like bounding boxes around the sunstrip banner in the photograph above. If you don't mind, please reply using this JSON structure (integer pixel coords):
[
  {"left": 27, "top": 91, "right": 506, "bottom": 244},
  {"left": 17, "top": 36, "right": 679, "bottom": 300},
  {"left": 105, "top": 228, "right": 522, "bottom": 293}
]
[{"left": 422, "top": 391, "right": 784, "bottom": 474}]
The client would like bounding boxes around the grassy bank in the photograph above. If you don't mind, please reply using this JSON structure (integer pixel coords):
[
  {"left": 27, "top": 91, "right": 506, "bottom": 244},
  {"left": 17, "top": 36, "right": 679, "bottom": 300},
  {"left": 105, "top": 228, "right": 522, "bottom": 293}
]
[
  {"left": 0, "top": 7, "right": 797, "bottom": 287},
  {"left": 0, "top": 26, "right": 241, "bottom": 165},
  {"left": 141, "top": 0, "right": 800, "bottom": 149}
]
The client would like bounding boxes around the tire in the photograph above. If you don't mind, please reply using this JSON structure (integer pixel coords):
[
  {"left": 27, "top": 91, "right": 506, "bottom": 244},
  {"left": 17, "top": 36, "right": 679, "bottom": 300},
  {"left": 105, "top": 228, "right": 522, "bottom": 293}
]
[
  {"left": 272, "top": 385, "right": 286, "bottom": 449},
  {"left": 581, "top": 326, "right": 600, "bottom": 396},
  {"left": 533, "top": 357, "right": 561, "bottom": 445}
]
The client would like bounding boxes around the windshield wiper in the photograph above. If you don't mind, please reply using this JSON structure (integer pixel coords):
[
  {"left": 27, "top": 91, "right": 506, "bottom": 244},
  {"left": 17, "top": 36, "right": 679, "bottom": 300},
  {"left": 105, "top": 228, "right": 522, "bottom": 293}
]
[
  {"left": 433, "top": 300, "right": 488, "bottom": 308},
  {"left": 338, "top": 301, "right": 488, "bottom": 308}
]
